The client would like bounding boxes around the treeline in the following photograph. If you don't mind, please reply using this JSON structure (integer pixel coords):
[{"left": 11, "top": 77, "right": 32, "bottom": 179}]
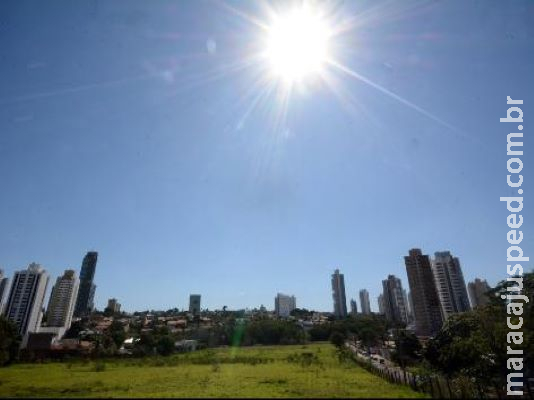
[
  {"left": 422, "top": 272, "right": 533, "bottom": 396},
  {"left": 328, "top": 273, "right": 534, "bottom": 398},
  {"left": 308, "top": 314, "right": 389, "bottom": 348},
  {"left": 185, "top": 315, "right": 390, "bottom": 349},
  {"left": 114, "top": 319, "right": 309, "bottom": 357}
]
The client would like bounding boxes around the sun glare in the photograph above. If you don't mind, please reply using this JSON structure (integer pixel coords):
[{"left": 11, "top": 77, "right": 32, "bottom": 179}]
[{"left": 265, "top": 6, "right": 331, "bottom": 84}]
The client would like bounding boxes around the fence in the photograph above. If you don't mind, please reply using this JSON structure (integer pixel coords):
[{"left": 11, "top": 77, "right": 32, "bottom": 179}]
[{"left": 347, "top": 347, "right": 534, "bottom": 399}]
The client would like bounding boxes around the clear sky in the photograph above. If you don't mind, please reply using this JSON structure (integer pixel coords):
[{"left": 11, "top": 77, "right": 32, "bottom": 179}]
[{"left": 0, "top": 0, "right": 532, "bottom": 313}]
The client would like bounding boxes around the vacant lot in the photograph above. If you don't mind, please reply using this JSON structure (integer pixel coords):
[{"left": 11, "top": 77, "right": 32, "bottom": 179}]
[{"left": 0, "top": 343, "right": 425, "bottom": 397}]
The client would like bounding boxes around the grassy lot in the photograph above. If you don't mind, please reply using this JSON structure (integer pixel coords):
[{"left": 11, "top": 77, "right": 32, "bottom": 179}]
[{"left": 0, "top": 343, "right": 426, "bottom": 398}]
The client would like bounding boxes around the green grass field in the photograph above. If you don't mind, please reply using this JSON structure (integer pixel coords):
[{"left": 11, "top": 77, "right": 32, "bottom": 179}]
[{"left": 0, "top": 343, "right": 425, "bottom": 398}]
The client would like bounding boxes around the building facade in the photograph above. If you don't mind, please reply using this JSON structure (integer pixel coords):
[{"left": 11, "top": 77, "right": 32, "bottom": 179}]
[
  {"left": 431, "top": 251, "right": 471, "bottom": 320},
  {"left": 4, "top": 263, "right": 49, "bottom": 345},
  {"left": 377, "top": 294, "right": 385, "bottom": 315},
  {"left": 404, "top": 249, "right": 443, "bottom": 337},
  {"left": 359, "top": 289, "right": 371, "bottom": 315},
  {"left": 382, "top": 274, "right": 409, "bottom": 324},
  {"left": 106, "top": 298, "right": 121, "bottom": 314},
  {"left": 274, "top": 293, "right": 296, "bottom": 317},
  {"left": 404, "top": 289, "right": 414, "bottom": 324},
  {"left": 331, "top": 269, "right": 347, "bottom": 318},
  {"left": 189, "top": 294, "right": 201, "bottom": 315},
  {"left": 74, "top": 251, "right": 98, "bottom": 317},
  {"left": 350, "top": 299, "right": 358, "bottom": 316},
  {"left": 46, "top": 269, "right": 79, "bottom": 329},
  {"left": 0, "top": 269, "right": 9, "bottom": 315},
  {"left": 468, "top": 278, "right": 492, "bottom": 308}
]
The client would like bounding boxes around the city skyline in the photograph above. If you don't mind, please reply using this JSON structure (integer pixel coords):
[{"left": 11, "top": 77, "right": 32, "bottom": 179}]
[
  {"left": 0, "top": 246, "right": 497, "bottom": 314},
  {"left": 0, "top": 1, "right": 532, "bottom": 313}
]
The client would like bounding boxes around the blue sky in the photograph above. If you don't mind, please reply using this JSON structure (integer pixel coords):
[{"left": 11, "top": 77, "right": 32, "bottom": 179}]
[{"left": 0, "top": 0, "right": 532, "bottom": 312}]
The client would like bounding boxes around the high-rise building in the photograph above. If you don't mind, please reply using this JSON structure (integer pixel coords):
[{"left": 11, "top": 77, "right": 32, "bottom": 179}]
[
  {"left": 189, "top": 294, "right": 201, "bottom": 315},
  {"left": 106, "top": 298, "right": 121, "bottom": 314},
  {"left": 46, "top": 270, "right": 79, "bottom": 329},
  {"left": 404, "top": 249, "right": 443, "bottom": 337},
  {"left": 0, "top": 269, "right": 10, "bottom": 314},
  {"left": 274, "top": 293, "right": 296, "bottom": 317},
  {"left": 74, "top": 251, "right": 98, "bottom": 317},
  {"left": 4, "top": 263, "right": 49, "bottom": 345},
  {"left": 88, "top": 283, "right": 96, "bottom": 311},
  {"left": 350, "top": 299, "right": 358, "bottom": 316},
  {"left": 431, "top": 251, "right": 471, "bottom": 320},
  {"left": 359, "top": 289, "right": 371, "bottom": 315},
  {"left": 331, "top": 269, "right": 347, "bottom": 318},
  {"left": 382, "top": 275, "right": 409, "bottom": 324},
  {"left": 468, "top": 278, "right": 492, "bottom": 308},
  {"left": 404, "top": 290, "right": 414, "bottom": 323},
  {"left": 377, "top": 294, "right": 385, "bottom": 315}
]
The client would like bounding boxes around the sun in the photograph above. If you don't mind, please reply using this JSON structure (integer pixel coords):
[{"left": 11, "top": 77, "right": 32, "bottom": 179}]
[{"left": 264, "top": 6, "right": 331, "bottom": 84}]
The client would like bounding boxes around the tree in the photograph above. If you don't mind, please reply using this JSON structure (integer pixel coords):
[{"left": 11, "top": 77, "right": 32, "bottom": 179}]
[
  {"left": 64, "top": 320, "right": 84, "bottom": 339},
  {"left": 109, "top": 320, "right": 127, "bottom": 348},
  {"left": 309, "top": 324, "right": 332, "bottom": 341},
  {"left": 424, "top": 311, "right": 496, "bottom": 398},
  {"left": 329, "top": 331, "right": 346, "bottom": 348},
  {"left": 290, "top": 308, "right": 312, "bottom": 318},
  {"left": 133, "top": 332, "right": 155, "bottom": 357},
  {"left": 391, "top": 330, "right": 421, "bottom": 370},
  {"left": 424, "top": 272, "right": 533, "bottom": 395},
  {"left": 156, "top": 336, "right": 175, "bottom": 356},
  {"left": 0, "top": 316, "right": 20, "bottom": 366}
]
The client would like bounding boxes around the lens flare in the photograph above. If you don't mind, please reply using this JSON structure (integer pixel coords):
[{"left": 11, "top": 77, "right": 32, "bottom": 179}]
[{"left": 265, "top": 6, "right": 331, "bottom": 84}]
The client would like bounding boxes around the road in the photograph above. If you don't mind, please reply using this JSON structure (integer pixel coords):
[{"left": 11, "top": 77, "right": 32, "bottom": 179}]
[{"left": 345, "top": 342, "right": 413, "bottom": 386}]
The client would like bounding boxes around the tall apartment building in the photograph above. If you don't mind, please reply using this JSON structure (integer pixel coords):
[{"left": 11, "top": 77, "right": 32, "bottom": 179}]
[
  {"left": 404, "top": 290, "right": 414, "bottom": 323},
  {"left": 4, "top": 263, "right": 49, "bottom": 345},
  {"left": 189, "top": 294, "right": 201, "bottom": 315},
  {"left": 404, "top": 249, "right": 443, "bottom": 337},
  {"left": 382, "top": 275, "right": 409, "bottom": 324},
  {"left": 74, "top": 251, "right": 98, "bottom": 317},
  {"left": 106, "top": 298, "right": 121, "bottom": 314},
  {"left": 468, "top": 278, "right": 492, "bottom": 308},
  {"left": 88, "top": 283, "right": 96, "bottom": 311},
  {"left": 377, "top": 294, "right": 385, "bottom": 315},
  {"left": 275, "top": 293, "right": 296, "bottom": 317},
  {"left": 331, "top": 269, "right": 347, "bottom": 318},
  {"left": 0, "top": 269, "right": 9, "bottom": 314},
  {"left": 350, "top": 299, "right": 358, "bottom": 316},
  {"left": 46, "top": 269, "right": 79, "bottom": 329},
  {"left": 359, "top": 289, "right": 371, "bottom": 315},
  {"left": 431, "top": 251, "right": 471, "bottom": 320}
]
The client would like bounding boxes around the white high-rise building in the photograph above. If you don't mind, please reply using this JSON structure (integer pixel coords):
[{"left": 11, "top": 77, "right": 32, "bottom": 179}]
[
  {"left": 0, "top": 269, "right": 10, "bottom": 315},
  {"left": 431, "top": 251, "right": 471, "bottom": 320},
  {"left": 359, "top": 289, "right": 371, "bottom": 315},
  {"left": 4, "top": 263, "right": 49, "bottom": 347},
  {"left": 275, "top": 293, "right": 296, "bottom": 317},
  {"left": 46, "top": 270, "right": 79, "bottom": 329}
]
